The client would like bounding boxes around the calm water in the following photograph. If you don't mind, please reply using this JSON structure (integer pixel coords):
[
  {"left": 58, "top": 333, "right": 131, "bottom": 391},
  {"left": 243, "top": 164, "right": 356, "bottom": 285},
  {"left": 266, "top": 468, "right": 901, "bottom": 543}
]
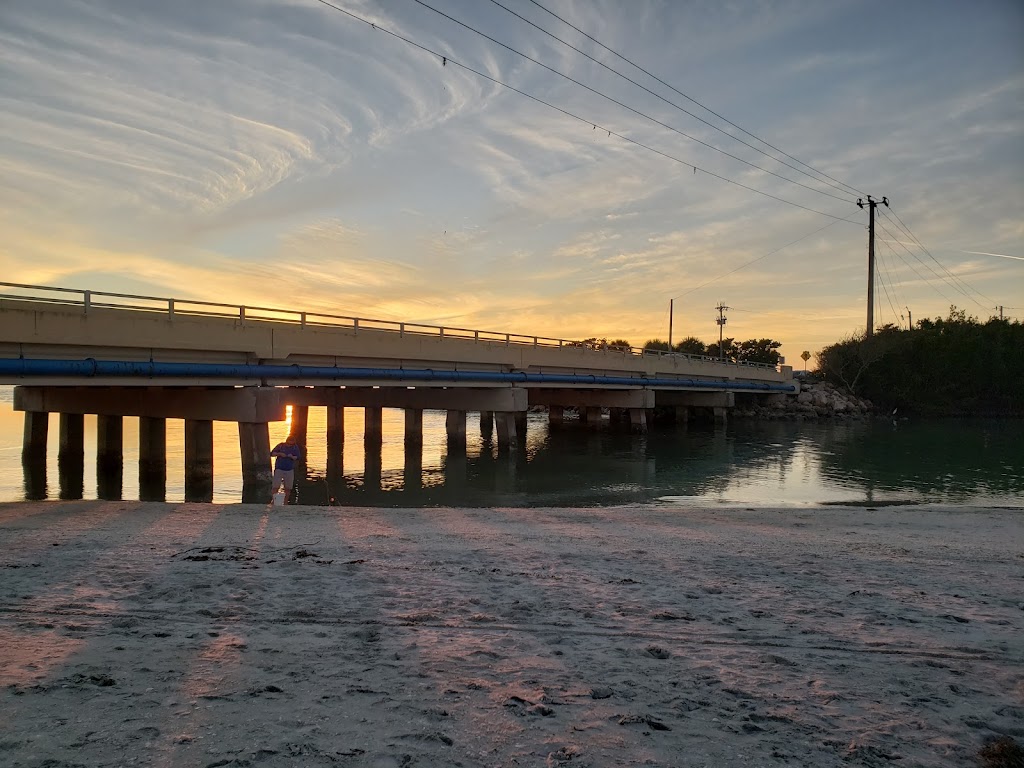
[{"left": 0, "top": 387, "right": 1021, "bottom": 507}]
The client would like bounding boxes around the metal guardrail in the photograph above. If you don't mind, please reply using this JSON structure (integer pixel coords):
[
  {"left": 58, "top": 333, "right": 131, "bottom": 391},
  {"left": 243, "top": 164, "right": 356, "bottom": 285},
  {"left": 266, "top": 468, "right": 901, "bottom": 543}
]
[{"left": 0, "top": 281, "right": 779, "bottom": 371}]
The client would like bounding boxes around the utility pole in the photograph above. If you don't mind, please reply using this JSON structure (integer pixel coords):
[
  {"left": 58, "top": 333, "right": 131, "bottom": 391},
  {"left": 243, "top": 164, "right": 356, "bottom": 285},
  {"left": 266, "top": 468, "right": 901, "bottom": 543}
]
[
  {"left": 857, "top": 195, "right": 888, "bottom": 337},
  {"left": 716, "top": 303, "right": 729, "bottom": 359},
  {"left": 906, "top": 306, "right": 912, "bottom": 330},
  {"left": 669, "top": 299, "right": 674, "bottom": 349},
  {"left": 999, "top": 306, "right": 1004, "bottom": 320}
]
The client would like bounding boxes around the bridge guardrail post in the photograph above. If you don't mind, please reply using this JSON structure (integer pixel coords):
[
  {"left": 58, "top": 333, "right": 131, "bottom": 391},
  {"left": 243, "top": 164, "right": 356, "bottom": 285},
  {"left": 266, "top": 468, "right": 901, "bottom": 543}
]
[
  {"left": 400, "top": 323, "right": 405, "bottom": 338},
  {"left": 300, "top": 312, "right": 306, "bottom": 327},
  {"left": 239, "top": 306, "right": 245, "bottom": 322},
  {"left": 168, "top": 299, "right": 175, "bottom": 317},
  {"left": 440, "top": 327, "right": 445, "bottom": 340},
  {"left": 353, "top": 318, "right": 359, "bottom": 333},
  {"left": 505, "top": 334, "right": 510, "bottom": 347},
  {"left": 83, "top": 290, "right": 91, "bottom": 314}
]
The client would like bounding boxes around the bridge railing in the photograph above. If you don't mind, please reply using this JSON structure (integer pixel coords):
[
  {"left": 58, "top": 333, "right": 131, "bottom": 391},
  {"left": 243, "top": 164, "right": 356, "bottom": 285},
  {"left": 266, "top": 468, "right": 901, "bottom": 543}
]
[{"left": 0, "top": 281, "right": 780, "bottom": 371}]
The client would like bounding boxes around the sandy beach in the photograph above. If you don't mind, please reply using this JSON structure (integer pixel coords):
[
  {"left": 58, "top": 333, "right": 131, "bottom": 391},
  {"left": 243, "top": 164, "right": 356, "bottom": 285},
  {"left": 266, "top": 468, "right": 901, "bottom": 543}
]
[{"left": 1, "top": 501, "right": 1021, "bottom": 767}]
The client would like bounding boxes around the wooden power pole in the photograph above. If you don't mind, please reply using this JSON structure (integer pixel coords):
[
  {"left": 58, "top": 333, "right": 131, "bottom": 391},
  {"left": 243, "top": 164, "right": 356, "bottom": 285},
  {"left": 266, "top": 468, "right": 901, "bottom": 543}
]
[{"left": 857, "top": 195, "right": 888, "bottom": 337}]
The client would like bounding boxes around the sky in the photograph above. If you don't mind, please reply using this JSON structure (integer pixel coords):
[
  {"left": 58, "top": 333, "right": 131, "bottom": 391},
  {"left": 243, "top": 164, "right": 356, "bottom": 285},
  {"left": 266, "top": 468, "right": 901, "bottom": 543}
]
[{"left": 1, "top": 0, "right": 1022, "bottom": 365}]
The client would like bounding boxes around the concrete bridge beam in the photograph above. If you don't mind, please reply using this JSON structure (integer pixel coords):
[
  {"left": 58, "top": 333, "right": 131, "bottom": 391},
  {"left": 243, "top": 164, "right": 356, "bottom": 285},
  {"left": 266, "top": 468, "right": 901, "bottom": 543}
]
[
  {"left": 14, "top": 386, "right": 286, "bottom": 422},
  {"left": 654, "top": 390, "right": 734, "bottom": 409},
  {"left": 528, "top": 389, "right": 655, "bottom": 410},
  {"left": 286, "top": 386, "right": 528, "bottom": 413}
]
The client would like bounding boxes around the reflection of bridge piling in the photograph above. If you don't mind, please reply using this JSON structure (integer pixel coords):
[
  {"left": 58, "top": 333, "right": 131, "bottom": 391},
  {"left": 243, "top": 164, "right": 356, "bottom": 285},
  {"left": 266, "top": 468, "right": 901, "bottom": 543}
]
[
  {"left": 12, "top": 384, "right": 537, "bottom": 502},
  {"left": 12, "top": 379, "right": 776, "bottom": 503}
]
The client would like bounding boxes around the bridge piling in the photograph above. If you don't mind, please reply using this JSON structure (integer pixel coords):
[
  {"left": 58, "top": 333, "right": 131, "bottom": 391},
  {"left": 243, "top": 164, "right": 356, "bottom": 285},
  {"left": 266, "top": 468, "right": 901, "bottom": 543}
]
[
  {"left": 364, "top": 406, "right": 383, "bottom": 450},
  {"left": 326, "top": 406, "right": 345, "bottom": 482},
  {"left": 238, "top": 421, "right": 272, "bottom": 503},
  {"left": 629, "top": 408, "right": 648, "bottom": 434},
  {"left": 96, "top": 414, "right": 123, "bottom": 500},
  {"left": 446, "top": 410, "right": 467, "bottom": 450},
  {"left": 405, "top": 408, "right": 423, "bottom": 446},
  {"left": 22, "top": 410, "right": 48, "bottom": 464},
  {"left": 494, "top": 412, "right": 518, "bottom": 449},
  {"left": 58, "top": 413, "right": 84, "bottom": 500},
  {"left": 184, "top": 419, "right": 214, "bottom": 503},
  {"left": 548, "top": 405, "right": 564, "bottom": 428},
  {"left": 479, "top": 410, "right": 494, "bottom": 440},
  {"left": 139, "top": 416, "right": 167, "bottom": 501}
]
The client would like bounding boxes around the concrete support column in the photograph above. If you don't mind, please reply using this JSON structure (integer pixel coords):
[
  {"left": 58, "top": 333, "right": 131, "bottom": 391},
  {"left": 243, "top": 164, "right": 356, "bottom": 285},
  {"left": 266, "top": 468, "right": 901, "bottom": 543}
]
[
  {"left": 22, "top": 411, "right": 48, "bottom": 500},
  {"left": 713, "top": 406, "right": 728, "bottom": 425},
  {"left": 139, "top": 416, "right": 167, "bottom": 502},
  {"left": 494, "top": 412, "right": 518, "bottom": 450},
  {"left": 288, "top": 403, "right": 309, "bottom": 454},
  {"left": 405, "top": 408, "right": 423, "bottom": 446},
  {"left": 514, "top": 412, "right": 528, "bottom": 444},
  {"left": 184, "top": 419, "right": 214, "bottom": 503},
  {"left": 364, "top": 406, "right": 383, "bottom": 449},
  {"left": 548, "top": 405, "right": 564, "bottom": 428},
  {"left": 581, "top": 406, "right": 602, "bottom": 426},
  {"left": 58, "top": 413, "right": 84, "bottom": 500},
  {"left": 238, "top": 421, "right": 272, "bottom": 504},
  {"left": 22, "top": 411, "right": 48, "bottom": 463},
  {"left": 327, "top": 407, "right": 345, "bottom": 482},
  {"left": 479, "top": 410, "right": 494, "bottom": 440},
  {"left": 629, "top": 408, "right": 649, "bottom": 434},
  {"left": 446, "top": 410, "right": 467, "bottom": 450},
  {"left": 675, "top": 406, "right": 690, "bottom": 425},
  {"left": 96, "top": 414, "right": 123, "bottom": 500}
]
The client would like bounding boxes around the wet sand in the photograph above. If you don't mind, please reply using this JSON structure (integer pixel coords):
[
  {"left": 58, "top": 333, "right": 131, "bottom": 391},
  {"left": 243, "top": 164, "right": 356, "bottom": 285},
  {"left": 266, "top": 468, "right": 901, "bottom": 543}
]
[{"left": 1, "top": 501, "right": 1022, "bottom": 767}]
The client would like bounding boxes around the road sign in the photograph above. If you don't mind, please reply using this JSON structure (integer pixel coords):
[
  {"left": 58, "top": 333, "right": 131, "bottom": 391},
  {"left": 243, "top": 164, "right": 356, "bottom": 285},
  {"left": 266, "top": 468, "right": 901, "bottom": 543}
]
[{"left": 800, "top": 351, "right": 811, "bottom": 361}]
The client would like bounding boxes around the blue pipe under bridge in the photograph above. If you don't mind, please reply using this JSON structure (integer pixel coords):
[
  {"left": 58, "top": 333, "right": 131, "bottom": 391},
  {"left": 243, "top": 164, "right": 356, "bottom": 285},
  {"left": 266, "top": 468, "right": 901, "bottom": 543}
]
[{"left": 0, "top": 357, "right": 796, "bottom": 393}]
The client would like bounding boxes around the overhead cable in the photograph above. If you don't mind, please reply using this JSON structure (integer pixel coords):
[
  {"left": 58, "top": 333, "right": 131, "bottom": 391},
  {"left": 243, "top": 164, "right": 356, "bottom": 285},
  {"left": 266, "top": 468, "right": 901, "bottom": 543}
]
[
  {"left": 411, "top": 0, "right": 857, "bottom": 205},
  {"left": 485, "top": 0, "right": 859, "bottom": 202},
  {"left": 310, "top": 0, "right": 858, "bottom": 222},
  {"left": 881, "top": 206, "right": 999, "bottom": 308},
  {"left": 525, "top": 0, "right": 869, "bottom": 199}
]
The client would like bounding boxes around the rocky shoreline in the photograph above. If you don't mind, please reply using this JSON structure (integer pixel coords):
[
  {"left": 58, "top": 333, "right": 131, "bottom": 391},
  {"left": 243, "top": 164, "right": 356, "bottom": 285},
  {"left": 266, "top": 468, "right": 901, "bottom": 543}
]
[{"left": 735, "top": 378, "right": 877, "bottom": 420}]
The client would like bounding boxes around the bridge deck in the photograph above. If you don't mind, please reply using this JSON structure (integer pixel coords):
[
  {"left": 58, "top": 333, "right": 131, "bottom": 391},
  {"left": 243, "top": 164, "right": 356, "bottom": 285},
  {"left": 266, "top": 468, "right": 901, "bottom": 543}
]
[{"left": 1, "top": 286, "right": 795, "bottom": 392}]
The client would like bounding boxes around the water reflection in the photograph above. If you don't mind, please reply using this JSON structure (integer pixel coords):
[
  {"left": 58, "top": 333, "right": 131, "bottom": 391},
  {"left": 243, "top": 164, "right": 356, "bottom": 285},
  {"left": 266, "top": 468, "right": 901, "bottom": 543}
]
[
  {"left": 1, "top": 387, "right": 1021, "bottom": 506},
  {"left": 286, "top": 417, "right": 1022, "bottom": 508}
]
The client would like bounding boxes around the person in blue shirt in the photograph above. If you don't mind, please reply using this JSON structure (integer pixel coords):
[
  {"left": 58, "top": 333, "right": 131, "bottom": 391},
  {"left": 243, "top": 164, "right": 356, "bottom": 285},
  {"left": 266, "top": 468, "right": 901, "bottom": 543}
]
[{"left": 270, "top": 435, "right": 302, "bottom": 504}]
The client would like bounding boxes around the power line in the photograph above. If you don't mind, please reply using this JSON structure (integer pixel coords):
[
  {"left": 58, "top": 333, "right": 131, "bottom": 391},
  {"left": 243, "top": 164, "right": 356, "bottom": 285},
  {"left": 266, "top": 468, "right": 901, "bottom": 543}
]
[
  {"left": 524, "top": 0, "right": 869, "bottom": 200},
  {"left": 875, "top": 219, "right": 976, "bottom": 307},
  {"left": 410, "top": 0, "right": 857, "bottom": 205},
  {"left": 877, "top": 232, "right": 958, "bottom": 307},
  {"left": 485, "top": 0, "right": 859, "bottom": 202},
  {"left": 310, "top": 0, "right": 858, "bottom": 222},
  {"left": 874, "top": 237, "right": 906, "bottom": 327},
  {"left": 880, "top": 206, "right": 999, "bottom": 308}
]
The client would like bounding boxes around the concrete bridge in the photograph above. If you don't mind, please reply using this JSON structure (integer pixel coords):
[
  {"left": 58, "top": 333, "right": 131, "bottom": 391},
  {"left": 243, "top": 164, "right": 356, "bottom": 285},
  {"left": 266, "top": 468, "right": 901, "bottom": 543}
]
[{"left": 0, "top": 282, "right": 798, "bottom": 502}]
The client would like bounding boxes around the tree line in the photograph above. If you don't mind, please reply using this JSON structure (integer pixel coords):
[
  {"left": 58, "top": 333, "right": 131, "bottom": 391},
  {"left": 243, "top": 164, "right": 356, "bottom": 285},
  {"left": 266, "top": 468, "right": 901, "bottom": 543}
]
[
  {"left": 643, "top": 336, "right": 783, "bottom": 365},
  {"left": 817, "top": 307, "right": 1024, "bottom": 416},
  {"left": 566, "top": 336, "right": 784, "bottom": 365}
]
